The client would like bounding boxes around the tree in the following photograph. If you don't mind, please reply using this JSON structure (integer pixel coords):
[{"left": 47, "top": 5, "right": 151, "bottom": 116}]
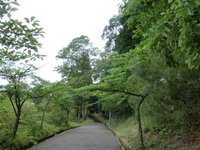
[
  {"left": 119, "top": 0, "right": 200, "bottom": 131},
  {"left": 44, "top": 81, "right": 74, "bottom": 126},
  {"left": 52, "top": 92, "right": 73, "bottom": 125},
  {"left": 0, "top": 63, "right": 35, "bottom": 137},
  {"left": 40, "top": 93, "right": 52, "bottom": 129},
  {"left": 0, "top": 0, "right": 44, "bottom": 137},
  {"left": 56, "top": 35, "right": 99, "bottom": 123},
  {"left": 56, "top": 35, "right": 98, "bottom": 81},
  {"left": 102, "top": 1, "right": 141, "bottom": 53},
  {"left": 123, "top": 0, "right": 200, "bottom": 68}
]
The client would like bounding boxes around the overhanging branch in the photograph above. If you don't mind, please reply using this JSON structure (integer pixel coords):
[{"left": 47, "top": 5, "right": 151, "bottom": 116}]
[{"left": 91, "top": 86, "right": 144, "bottom": 97}]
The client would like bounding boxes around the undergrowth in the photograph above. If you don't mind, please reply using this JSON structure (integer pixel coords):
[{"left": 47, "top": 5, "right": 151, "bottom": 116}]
[{"left": 95, "top": 114, "right": 200, "bottom": 150}]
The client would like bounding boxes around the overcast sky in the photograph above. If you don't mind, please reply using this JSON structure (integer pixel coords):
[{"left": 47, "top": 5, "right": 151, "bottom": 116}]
[{"left": 13, "top": 0, "right": 121, "bottom": 82}]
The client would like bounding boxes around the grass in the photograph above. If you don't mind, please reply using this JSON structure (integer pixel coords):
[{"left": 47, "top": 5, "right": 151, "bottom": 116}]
[
  {"left": 95, "top": 115, "right": 137, "bottom": 149},
  {"left": 68, "top": 117, "right": 94, "bottom": 127},
  {"left": 95, "top": 114, "right": 200, "bottom": 150},
  {"left": 79, "top": 118, "right": 94, "bottom": 126}
]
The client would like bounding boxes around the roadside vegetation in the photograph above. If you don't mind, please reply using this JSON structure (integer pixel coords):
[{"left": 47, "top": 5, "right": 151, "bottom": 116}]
[
  {"left": 0, "top": 91, "right": 93, "bottom": 150},
  {"left": 0, "top": 0, "right": 199, "bottom": 150},
  {"left": 96, "top": 115, "right": 200, "bottom": 150}
]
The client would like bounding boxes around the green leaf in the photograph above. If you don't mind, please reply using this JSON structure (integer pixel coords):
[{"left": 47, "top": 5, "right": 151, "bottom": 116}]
[
  {"left": 7, "top": 13, "right": 11, "bottom": 18},
  {"left": 32, "top": 22, "right": 39, "bottom": 27},
  {"left": 28, "top": 50, "right": 31, "bottom": 55},
  {"left": 11, "top": 1, "right": 20, "bottom": 6},
  {"left": 24, "top": 18, "right": 30, "bottom": 23},
  {"left": 31, "top": 16, "right": 35, "bottom": 22},
  {"left": 11, "top": 7, "right": 18, "bottom": 11},
  {"left": 168, "top": 0, "right": 173, "bottom": 3}
]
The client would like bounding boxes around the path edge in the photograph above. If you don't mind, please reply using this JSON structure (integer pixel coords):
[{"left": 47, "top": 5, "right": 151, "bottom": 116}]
[
  {"left": 23, "top": 126, "right": 79, "bottom": 150},
  {"left": 88, "top": 114, "right": 132, "bottom": 150}
]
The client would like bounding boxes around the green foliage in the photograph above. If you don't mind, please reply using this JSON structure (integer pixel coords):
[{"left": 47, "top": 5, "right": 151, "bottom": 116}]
[
  {"left": 0, "top": 99, "right": 15, "bottom": 135},
  {"left": 0, "top": 0, "right": 44, "bottom": 63},
  {"left": 0, "top": 0, "right": 199, "bottom": 149},
  {"left": 95, "top": 0, "right": 200, "bottom": 149},
  {"left": 56, "top": 35, "right": 98, "bottom": 82}
]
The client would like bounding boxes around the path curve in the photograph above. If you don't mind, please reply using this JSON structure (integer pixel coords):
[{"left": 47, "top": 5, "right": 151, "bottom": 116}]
[{"left": 29, "top": 123, "right": 121, "bottom": 150}]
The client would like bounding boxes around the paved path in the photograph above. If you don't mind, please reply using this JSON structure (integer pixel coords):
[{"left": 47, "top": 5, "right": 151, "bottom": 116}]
[{"left": 29, "top": 123, "right": 121, "bottom": 150}]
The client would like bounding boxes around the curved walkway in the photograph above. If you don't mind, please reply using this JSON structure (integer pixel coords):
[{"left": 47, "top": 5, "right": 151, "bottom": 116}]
[{"left": 29, "top": 123, "right": 121, "bottom": 150}]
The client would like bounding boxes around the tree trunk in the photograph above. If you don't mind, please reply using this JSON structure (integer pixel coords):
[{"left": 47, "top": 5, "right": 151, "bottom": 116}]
[
  {"left": 77, "top": 106, "right": 80, "bottom": 124},
  {"left": 136, "top": 94, "right": 148, "bottom": 150},
  {"left": 98, "top": 102, "right": 100, "bottom": 114},
  {"left": 40, "top": 98, "right": 51, "bottom": 129},
  {"left": 109, "top": 110, "right": 112, "bottom": 125},
  {"left": 82, "top": 107, "right": 85, "bottom": 120},
  {"left": 82, "top": 105, "right": 87, "bottom": 120},
  {"left": 66, "top": 111, "right": 70, "bottom": 124},
  {"left": 59, "top": 110, "right": 64, "bottom": 125},
  {"left": 85, "top": 108, "right": 87, "bottom": 118},
  {"left": 12, "top": 110, "right": 21, "bottom": 137}
]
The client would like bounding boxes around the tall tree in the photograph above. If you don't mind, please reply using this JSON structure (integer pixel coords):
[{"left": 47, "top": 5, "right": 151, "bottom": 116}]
[
  {"left": 56, "top": 35, "right": 98, "bottom": 83},
  {"left": 56, "top": 35, "right": 99, "bottom": 123}
]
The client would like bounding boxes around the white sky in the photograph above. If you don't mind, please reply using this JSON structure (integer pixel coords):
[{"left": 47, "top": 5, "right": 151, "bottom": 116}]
[{"left": 13, "top": 0, "right": 121, "bottom": 82}]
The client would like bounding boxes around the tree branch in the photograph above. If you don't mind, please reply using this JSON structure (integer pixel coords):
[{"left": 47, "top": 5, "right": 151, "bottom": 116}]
[
  {"left": 8, "top": 95, "right": 17, "bottom": 116},
  {"left": 30, "top": 91, "right": 52, "bottom": 99},
  {"left": 94, "top": 86, "right": 144, "bottom": 97}
]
